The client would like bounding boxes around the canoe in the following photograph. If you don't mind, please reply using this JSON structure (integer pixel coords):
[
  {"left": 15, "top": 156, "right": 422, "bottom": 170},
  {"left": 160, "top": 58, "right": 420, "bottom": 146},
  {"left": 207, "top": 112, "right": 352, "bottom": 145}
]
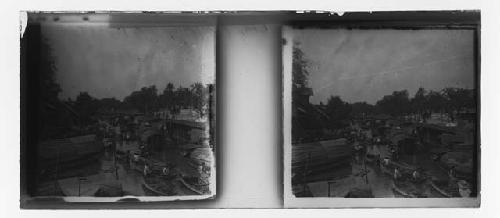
[
  {"left": 392, "top": 182, "right": 419, "bottom": 198},
  {"left": 429, "top": 180, "right": 453, "bottom": 198}
]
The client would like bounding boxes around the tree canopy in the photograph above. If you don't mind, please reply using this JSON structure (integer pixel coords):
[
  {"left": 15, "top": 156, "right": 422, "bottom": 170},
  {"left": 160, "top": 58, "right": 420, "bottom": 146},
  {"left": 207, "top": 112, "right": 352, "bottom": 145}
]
[{"left": 292, "top": 43, "right": 309, "bottom": 89}]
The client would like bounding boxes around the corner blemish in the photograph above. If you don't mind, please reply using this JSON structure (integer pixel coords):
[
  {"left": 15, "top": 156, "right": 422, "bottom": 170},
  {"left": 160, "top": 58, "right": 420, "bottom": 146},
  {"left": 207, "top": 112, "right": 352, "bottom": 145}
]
[
  {"left": 20, "top": 11, "right": 28, "bottom": 39},
  {"left": 333, "top": 11, "right": 345, "bottom": 16},
  {"left": 328, "top": 11, "right": 346, "bottom": 16}
]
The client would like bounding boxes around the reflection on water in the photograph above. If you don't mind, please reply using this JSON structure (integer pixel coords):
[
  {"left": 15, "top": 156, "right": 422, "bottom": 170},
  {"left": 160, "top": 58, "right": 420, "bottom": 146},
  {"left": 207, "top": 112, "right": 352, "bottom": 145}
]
[
  {"left": 306, "top": 144, "right": 444, "bottom": 198},
  {"left": 307, "top": 149, "right": 395, "bottom": 198},
  {"left": 56, "top": 150, "right": 146, "bottom": 196}
]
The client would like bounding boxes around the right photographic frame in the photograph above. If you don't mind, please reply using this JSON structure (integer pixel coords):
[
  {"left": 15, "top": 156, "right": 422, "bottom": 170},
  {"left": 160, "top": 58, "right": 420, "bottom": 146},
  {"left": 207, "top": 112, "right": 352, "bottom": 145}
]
[{"left": 282, "top": 11, "right": 480, "bottom": 208}]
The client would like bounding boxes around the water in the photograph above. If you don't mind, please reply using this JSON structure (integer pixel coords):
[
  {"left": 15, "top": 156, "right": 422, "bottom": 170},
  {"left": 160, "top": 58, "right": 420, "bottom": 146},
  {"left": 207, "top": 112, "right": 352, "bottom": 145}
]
[
  {"left": 56, "top": 150, "right": 146, "bottom": 196},
  {"left": 307, "top": 144, "right": 446, "bottom": 198}
]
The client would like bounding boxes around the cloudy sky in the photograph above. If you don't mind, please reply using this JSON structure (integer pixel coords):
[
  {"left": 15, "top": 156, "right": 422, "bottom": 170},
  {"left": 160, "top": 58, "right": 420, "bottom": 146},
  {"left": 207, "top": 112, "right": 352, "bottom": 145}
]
[
  {"left": 42, "top": 23, "right": 215, "bottom": 100},
  {"left": 292, "top": 29, "right": 476, "bottom": 104}
]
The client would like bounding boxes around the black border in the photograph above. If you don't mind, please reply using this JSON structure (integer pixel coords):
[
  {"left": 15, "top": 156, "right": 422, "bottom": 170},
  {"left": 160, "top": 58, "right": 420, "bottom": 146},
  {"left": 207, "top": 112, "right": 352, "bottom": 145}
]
[
  {"left": 282, "top": 10, "right": 480, "bottom": 204},
  {"left": 20, "top": 10, "right": 480, "bottom": 209}
]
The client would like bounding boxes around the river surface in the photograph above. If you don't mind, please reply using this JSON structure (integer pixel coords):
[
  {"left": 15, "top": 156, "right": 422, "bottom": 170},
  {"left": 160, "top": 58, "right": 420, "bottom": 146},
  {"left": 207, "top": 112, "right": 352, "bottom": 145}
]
[
  {"left": 57, "top": 149, "right": 146, "bottom": 196},
  {"left": 306, "top": 144, "right": 445, "bottom": 197}
]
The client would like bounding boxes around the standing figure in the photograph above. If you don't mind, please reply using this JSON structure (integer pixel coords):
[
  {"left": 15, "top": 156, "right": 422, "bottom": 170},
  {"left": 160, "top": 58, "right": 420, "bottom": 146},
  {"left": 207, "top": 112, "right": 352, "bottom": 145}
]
[
  {"left": 143, "top": 164, "right": 151, "bottom": 177},
  {"left": 412, "top": 169, "right": 421, "bottom": 182},
  {"left": 448, "top": 165, "right": 457, "bottom": 179},
  {"left": 394, "top": 167, "right": 402, "bottom": 181}
]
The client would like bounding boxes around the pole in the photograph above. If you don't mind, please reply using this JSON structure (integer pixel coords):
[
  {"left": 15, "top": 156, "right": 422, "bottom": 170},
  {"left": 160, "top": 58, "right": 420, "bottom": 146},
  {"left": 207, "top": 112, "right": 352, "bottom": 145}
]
[
  {"left": 364, "top": 158, "right": 369, "bottom": 184},
  {"left": 327, "top": 181, "right": 335, "bottom": 197},
  {"left": 54, "top": 142, "right": 61, "bottom": 195},
  {"left": 114, "top": 149, "right": 119, "bottom": 180},
  {"left": 78, "top": 179, "right": 81, "bottom": 196},
  {"left": 328, "top": 182, "right": 331, "bottom": 197},
  {"left": 113, "top": 142, "right": 119, "bottom": 180},
  {"left": 303, "top": 152, "right": 311, "bottom": 192}
]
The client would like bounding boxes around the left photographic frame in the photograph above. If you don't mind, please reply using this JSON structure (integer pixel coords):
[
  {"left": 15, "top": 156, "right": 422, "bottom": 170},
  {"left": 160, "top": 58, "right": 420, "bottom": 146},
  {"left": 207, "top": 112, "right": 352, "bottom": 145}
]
[{"left": 20, "top": 12, "right": 217, "bottom": 205}]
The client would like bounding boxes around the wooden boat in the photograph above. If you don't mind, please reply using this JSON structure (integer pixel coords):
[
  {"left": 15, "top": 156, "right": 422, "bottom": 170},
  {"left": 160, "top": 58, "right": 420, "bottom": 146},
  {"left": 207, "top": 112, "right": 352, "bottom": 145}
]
[
  {"left": 392, "top": 181, "right": 429, "bottom": 198},
  {"left": 142, "top": 175, "right": 177, "bottom": 196},
  {"left": 380, "top": 164, "right": 393, "bottom": 176},
  {"left": 34, "top": 181, "right": 65, "bottom": 196},
  {"left": 458, "top": 180, "right": 472, "bottom": 197},
  {"left": 430, "top": 174, "right": 469, "bottom": 198},
  {"left": 142, "top": 173, "right": 205, "bottom": 196},
  {"left": 142, "top": 182, "right": 174, "bottom": 196},
  {"left": 429, "top": 180, "right": 453, "bottom": 198},
  {"left": 94, "top": 182, "right": 123, "bottom": 197},
  {"left": 344, "top": 187, "right": 374, "bottom": 198},
  {"left": 179, "top": 176, "right": 209, "bottom": 195},
  {"left": 392, "top": 183, "right": 417, "bottom": 198},
  {"left": 365, "top": 153, "right": 380, "bottom": 164},
  {"left": 57, "top": 174, "right": 104, "bottom": 197},
  {"left": 292, "top": 184, "right": 313, "bottom": 197}
]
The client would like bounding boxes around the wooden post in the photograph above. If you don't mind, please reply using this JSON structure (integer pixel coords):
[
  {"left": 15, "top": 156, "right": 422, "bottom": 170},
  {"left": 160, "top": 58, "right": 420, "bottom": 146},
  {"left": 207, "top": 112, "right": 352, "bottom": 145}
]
[
  {"left": 114, "top": 145, "right": 119, "bottom": 180},
  {"left": 364, "top": 158, "right": 369, "bottom": 184},
  {"left": 78, "top": 179, "right": 81, "bottom": 196},
  {"left": 328, "top": 182, "right": 331, "bottom": 197},
  {"left": 328, "top": 181, "right": 335, "bottom": 197},
  {"left": 54, "top": 142, "right": 61, "bottom": 195},
  {"left": 303, "top": 152, "right": 311, "bottom": 191}
]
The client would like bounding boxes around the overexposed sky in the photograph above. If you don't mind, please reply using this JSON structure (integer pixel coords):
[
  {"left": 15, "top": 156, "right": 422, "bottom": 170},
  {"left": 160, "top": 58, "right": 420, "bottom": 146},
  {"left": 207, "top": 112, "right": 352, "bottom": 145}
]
[
  {"left": 293, "top": 29, "right": 476, "bottom": 104},
  {"left": 42, "top": 23, "right": 215, "bottom": 100}
]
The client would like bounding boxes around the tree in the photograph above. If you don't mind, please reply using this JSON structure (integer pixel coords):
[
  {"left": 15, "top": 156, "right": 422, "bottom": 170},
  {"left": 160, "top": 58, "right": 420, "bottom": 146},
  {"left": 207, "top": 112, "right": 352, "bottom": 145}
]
[
  {"left": 174, "top": 86, "right": 191, "bottom": 110},
  {"left": 426, "top": 91, "right": 446, "bottom": 113},
  {"left": 376, "top": 90, "right": 411, "bottom": 117},
  {"left": 190, "top": 82, "right": 208, "bottom": 117},
  {"left": 159, "top": 82, "right": 177, "bottom": 116},
  {"left": 38, "top": 37, "right": 64, "bottom": 139},
  {"left": 123, "top": 85, "right": 159, "bottom": 113},
  {"left": 411, "top": 87, "right": 427, "bottom": 122},
  {"left": 325, "top": 96, "right": 352, "bottom": 128},
  {"left": 74, "top": 92, "right": 98, "bottom": 126},
  {"left": 97, "top": 97, "right": 122, "bottom": 112},
  {"left": 351, "top": 102, "right": 375, "bottom": 117},
  {"left": 441, "top": 87, "right": 475, "bottom": 121},
  {"left": 292, "top": 43, "right": 309, "bottom": 89}
]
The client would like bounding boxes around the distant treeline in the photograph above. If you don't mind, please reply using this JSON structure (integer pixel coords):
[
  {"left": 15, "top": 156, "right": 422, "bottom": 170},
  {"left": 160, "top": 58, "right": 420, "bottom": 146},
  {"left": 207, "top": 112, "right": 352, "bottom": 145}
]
[
  {"left": 292, "top": 44, "right": 476, "bottom": 132},
  {"left": 65, "top": 82, "right": 211, "bottom": 124},
  {"left": 321, "top": 87, "right": 475, "bottom": 123},
  {"left": 36, "top": 39, "right": 211, "bottom": 139}
]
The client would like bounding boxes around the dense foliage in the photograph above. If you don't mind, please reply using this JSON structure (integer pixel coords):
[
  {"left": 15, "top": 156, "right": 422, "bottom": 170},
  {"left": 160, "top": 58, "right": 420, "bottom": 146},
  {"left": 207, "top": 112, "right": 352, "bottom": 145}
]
[
  {"left": 37, "top": 41, "right": 211, "bottom": 139},
  {"left": 291, "top": 44, "right": 476, "bottom": 137}
]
